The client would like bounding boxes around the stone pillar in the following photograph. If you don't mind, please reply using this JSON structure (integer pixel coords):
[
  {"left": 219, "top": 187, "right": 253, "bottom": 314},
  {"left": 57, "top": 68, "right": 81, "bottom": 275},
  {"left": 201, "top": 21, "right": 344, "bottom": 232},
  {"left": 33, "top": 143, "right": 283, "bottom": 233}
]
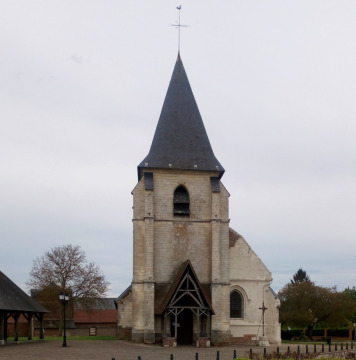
[
  {"left": 210, "top": 189, "right": 231, "bottom": 345},
  {"left": 131, "top": 282, "right": 144, "bottom": 342},
  {"left": 143, "top": 189, "right": 155, "bottom": 343},
  {"left": 211, "top": 189, "right": 222, "bottom": 344},
  {"left": 132, "top": 179, "right": 156, "bottom": 343},
  {"left": 219, "top": 221, "right": 231, "bottom": 343},
  {"left": 143, "top": 282, "right": 155, "bottom": 343},
  {"left": 211, "top": 191, "right": 221, "bottom": 283}
]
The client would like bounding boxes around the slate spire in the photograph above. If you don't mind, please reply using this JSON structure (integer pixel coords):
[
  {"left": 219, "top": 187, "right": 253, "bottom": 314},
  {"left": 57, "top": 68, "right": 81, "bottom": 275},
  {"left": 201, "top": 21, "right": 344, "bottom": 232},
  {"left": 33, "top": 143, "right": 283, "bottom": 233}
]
[{"left": 138, "top": 54, "right": 224, "bottom": 180}]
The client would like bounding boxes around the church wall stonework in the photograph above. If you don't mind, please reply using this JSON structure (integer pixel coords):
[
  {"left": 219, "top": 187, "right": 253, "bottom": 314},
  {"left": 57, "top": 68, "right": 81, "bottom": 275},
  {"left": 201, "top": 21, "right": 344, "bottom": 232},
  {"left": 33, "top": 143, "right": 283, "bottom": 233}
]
[
  {"left": 147, "top": 169, "right": 223, "bottom": 284},
  {"left": 154, "top": 221, "right": 212, "bottom": 283},
  {"left": 229, "top": 229, "right": 281, "bottom": 344},
  {"left": 117, "top": 290, "right": 132, "bottom": 340}
]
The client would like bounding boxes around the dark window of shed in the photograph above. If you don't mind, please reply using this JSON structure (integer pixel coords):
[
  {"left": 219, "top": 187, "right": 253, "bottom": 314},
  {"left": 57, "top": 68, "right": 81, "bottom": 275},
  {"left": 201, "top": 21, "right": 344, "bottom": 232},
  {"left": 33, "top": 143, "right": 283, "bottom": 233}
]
[
  {"left": 173, "top": 186, "right": 190, "bottom": 216},
  {"left": 230, "top": 291, "right": 243, "bottom": 318}
]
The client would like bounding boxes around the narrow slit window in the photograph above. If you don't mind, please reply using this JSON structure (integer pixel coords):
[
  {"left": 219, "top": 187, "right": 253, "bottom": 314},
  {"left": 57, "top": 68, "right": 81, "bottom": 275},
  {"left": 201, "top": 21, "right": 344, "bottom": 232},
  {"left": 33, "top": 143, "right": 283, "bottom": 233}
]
[{"left": 173, "top": 186, "right": 190, "bottom": 216}]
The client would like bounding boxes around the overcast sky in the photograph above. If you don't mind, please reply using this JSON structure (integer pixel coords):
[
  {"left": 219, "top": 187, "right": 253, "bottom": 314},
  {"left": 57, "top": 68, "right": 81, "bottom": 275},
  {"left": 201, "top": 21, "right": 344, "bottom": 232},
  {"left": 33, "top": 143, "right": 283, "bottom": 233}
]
[{"left": 1, "top": 1, "right": 355, "bottom": 297}]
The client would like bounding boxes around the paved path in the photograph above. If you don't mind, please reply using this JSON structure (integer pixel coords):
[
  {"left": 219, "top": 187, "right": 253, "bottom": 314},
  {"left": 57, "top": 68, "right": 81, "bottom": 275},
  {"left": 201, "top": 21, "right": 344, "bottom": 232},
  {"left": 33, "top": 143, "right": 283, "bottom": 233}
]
[{"left": 0, "top": 340, "right": 354, "bottom": 360}]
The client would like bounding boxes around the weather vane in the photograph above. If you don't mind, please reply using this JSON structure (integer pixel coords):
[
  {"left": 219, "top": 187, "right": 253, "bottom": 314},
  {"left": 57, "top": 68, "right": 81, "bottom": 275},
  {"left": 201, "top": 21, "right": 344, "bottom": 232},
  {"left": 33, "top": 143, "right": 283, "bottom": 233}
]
[{"left": 171, "top": 5, "right": 187, "bottom": 53}]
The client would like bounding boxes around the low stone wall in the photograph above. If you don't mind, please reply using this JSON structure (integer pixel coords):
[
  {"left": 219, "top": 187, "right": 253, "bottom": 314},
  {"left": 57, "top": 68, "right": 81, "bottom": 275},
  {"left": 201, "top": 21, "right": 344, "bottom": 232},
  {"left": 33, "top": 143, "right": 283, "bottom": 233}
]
[
  {"left": 163, "top": 337, "right": 177, "bottom": 347},
  {"left": 230, "top": 334, "right": 257, "bottom": 346},
  {"left": 196, "top": 337, "right": 211, "bottom": 348}
]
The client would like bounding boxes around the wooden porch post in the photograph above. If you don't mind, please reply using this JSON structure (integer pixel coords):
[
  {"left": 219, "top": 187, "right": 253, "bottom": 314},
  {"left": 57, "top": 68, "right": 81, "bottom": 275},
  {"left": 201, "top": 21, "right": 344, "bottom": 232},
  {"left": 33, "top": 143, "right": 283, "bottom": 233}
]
[
  {"left": 0, "top": 313, "right": 4, "bottom": 344},
  {"left": 207, "top": 313, "right": 211, "bottom": 339},
  {"left": 39, "top": 313, "right": 44, "bottom": 340},
  {"left": 196, "top": 311, "right": 200, "bottom": 340},
  {"left": 27, "top": 313, "right": 33, "bottom": 341},
  {"left": 174, "top": 310, "right": 178, "bottom": 339},
  {"left": 161, "top": 313, "right": 166, "bottom": 338},
  {"left": 4, "top": 314, "right": 8, "bottom": 340},
  {"left": 14, "top": 312, "right": 20, "bottom": 342}
]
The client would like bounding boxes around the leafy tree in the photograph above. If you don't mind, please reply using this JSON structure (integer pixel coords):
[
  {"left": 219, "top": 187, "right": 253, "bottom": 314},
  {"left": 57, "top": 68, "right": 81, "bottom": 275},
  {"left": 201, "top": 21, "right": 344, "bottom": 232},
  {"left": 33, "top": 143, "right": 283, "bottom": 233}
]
[
  {"left": 344, "top": 286, "right": 356, "bottom": 322},
  {"left": 28, "top": 244, "right": 110, "bottom": 334},
  {"left": 344, "top": 286, "right": 356, "bottom": 301},
  {"left": 291, "top": 268, "right": 310, "bottom": 284},
  {"left": 279, "top": 280, "right": 356, "bottom": 339}
]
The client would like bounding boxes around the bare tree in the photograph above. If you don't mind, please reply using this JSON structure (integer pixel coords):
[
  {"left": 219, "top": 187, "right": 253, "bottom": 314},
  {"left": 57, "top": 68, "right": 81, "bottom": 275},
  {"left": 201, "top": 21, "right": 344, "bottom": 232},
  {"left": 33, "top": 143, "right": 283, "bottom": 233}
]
[{"left": 28, "top": 244, "right": 110, "bottom": 334}]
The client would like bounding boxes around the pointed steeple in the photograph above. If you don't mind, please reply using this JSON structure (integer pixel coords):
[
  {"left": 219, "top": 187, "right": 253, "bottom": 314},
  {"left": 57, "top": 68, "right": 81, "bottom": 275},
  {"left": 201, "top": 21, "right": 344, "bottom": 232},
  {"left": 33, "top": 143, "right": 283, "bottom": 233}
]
[{"left": 138, "top": 54, "right": 224, "bottom": 180}]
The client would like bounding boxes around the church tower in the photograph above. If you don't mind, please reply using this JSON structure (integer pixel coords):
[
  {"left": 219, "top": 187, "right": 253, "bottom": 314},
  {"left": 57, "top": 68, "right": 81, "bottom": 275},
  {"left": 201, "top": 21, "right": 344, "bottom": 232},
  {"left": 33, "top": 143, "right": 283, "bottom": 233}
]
[
  {"left": 117, "top": 54, "right": 281, "bottom": 346},
  {"left": 132, "top": 53, "right": 230, "bottom": 344}
]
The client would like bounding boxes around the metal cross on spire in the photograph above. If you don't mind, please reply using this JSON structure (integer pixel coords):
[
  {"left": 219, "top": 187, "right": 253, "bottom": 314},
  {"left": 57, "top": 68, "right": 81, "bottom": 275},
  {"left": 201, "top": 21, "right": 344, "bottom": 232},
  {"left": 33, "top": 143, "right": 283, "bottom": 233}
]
[{"left": 171, "top": 5, "right": 187, "bottom": 53}]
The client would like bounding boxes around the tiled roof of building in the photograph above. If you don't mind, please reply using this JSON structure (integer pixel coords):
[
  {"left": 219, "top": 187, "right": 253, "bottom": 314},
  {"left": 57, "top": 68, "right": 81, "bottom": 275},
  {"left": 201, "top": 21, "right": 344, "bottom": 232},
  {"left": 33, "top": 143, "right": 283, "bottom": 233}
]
[
  {"left": 138, "top": 53, "right": 224, "bottom": 180},
  {"left": 0, "top": 271, "right": 48, "bottom": 313},
  {"left": 74, "top": 309, "right": 117, "bottom": 323},
  {"left": 74, "top": 298, "right": 117, "bottom": 310}
]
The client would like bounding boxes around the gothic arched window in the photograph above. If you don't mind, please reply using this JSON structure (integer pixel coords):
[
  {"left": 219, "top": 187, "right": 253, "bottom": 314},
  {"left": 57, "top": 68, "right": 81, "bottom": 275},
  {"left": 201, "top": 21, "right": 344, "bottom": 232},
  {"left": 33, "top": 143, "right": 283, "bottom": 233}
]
[
  {"left": 230, "top": 290, "right": 243, "bottom": 318},
  {"left": 173, "top": 186, "right": 190, "bottom": 216}
]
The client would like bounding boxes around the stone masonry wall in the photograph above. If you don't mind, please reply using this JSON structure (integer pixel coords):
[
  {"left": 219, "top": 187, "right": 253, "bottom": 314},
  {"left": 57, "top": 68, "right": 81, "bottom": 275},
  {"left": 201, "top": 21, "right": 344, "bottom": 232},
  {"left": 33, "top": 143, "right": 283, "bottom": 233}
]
[
  {"left": 229, "top": 229, "right": 281, "bottom": 344},
  {"left": 146, "top": 169, "right": 225, "bottom": 284}
]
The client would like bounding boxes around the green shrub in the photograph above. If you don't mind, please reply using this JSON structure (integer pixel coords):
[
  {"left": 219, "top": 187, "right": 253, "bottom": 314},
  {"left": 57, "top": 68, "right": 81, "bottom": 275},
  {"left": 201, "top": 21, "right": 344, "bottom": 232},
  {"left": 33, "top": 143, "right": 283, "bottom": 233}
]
[
  {"left": 327, "top": 328, "right": 349, "bottom": 337},
  {"left": 311, "top": 329, "right": 324, "bottom": 336},
  {"left": 281, "top": 329, "right": 303, "bottom": 340}
]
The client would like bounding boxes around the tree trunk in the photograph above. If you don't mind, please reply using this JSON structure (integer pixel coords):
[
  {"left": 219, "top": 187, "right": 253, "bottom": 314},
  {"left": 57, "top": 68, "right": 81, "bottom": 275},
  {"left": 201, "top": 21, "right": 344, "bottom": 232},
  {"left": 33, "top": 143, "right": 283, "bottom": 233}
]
[{"left": 307, "top": 325, "right": 313, "bottom": 340}]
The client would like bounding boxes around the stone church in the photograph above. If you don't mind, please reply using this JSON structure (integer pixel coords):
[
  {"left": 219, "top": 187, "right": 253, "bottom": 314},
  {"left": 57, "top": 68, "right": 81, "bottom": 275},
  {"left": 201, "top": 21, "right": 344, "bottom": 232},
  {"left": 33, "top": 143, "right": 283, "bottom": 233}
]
[{"left": 117, "top": 54, "right": 281, "bottom": 346}]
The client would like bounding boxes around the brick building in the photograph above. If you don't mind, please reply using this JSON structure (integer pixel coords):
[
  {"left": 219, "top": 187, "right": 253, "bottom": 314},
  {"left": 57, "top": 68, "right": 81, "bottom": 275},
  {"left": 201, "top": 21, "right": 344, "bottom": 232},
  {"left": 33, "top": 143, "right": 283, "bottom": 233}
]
[
  {"left": 74, "top": 298, "right": 117, "bottom": 336},
  {"left": 117, "top": 54, "right": 281, "bottom": 346}
]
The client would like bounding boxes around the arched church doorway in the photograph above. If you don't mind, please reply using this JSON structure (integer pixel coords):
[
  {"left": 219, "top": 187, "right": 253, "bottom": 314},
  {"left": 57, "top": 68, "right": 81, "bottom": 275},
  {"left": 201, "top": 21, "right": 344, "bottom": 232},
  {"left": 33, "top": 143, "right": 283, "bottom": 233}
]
[{"left": 170, "top": 310, "right": 193, "bottom": 345}]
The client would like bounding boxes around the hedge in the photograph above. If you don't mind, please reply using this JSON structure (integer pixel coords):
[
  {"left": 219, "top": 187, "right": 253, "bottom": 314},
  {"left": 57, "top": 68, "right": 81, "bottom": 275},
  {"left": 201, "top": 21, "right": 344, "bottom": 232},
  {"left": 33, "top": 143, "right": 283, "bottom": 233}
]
[{"left": 281, "top": 328, "right": 350, "bottom": 340}]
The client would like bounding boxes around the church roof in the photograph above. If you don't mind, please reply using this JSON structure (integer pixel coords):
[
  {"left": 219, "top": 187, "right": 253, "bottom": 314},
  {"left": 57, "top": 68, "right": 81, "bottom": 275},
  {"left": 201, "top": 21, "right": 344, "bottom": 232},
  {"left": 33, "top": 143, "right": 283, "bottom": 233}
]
[
  {"left": 0, "top": 271, "right": 48, "bottom": 313},
  {"left": 138, "top": 53, "right": 224, "bottom": 180}
]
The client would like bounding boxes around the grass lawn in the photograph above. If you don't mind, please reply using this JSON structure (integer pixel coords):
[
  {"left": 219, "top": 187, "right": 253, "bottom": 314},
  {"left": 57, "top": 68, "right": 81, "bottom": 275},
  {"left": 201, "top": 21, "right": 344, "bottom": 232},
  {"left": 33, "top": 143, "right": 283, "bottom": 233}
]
[{"left": 6, "top": 335, "right": 117, "bottom": 341}]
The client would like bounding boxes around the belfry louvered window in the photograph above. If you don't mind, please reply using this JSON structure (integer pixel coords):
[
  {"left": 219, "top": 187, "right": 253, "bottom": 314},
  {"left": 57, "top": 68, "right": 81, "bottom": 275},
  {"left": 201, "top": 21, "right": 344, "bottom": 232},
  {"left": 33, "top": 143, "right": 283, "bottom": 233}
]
[
  {"left": 173, "top": 186, "right": 190, "bottom": 216},
  {"left": 230, "top": 290, "right": 243, "bottom": 318}
]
